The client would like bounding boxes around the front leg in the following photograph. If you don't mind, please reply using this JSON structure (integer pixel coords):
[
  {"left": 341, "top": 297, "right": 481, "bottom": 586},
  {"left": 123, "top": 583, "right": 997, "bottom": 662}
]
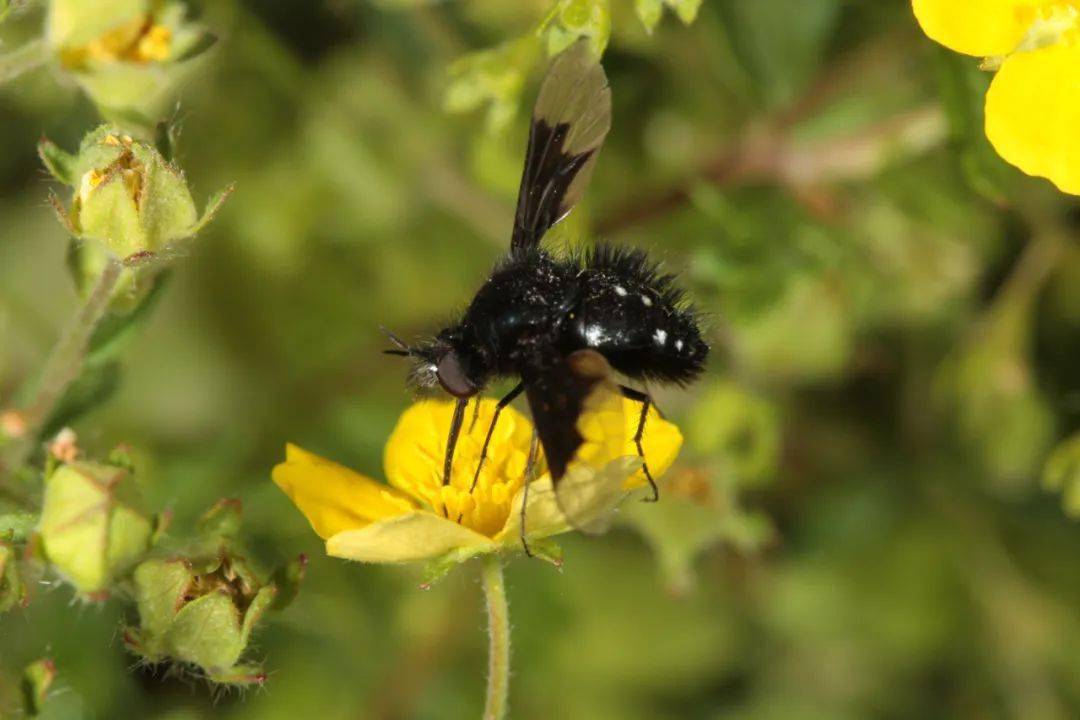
[{"left": 468, "top": 382, "right": 525, "bottom": 493}]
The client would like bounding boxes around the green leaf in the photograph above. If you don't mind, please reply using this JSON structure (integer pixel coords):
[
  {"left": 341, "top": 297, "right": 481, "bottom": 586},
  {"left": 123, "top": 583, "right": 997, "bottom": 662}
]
[
  {"left": 41, "top": 360, "right": 122, "bottom": 439},
  {"left": 686, "top": 379, "right": 780, "bottom": 487},
  {"left": 0, "top": 512, "right": 36, "bottom": 542},
  {"left": 547, "top": 0, "right": 611, "bottom": 56},
  {"left": 1043, "top": 432, "right": 1080, "bottom": 518},
  {"left": 621, "top": 473, "right": 773, "bottom": 594},
  {"left": 445, "top": 37, "right": 542, "bottom": 131},
  {"left": 670, "top": 0, "right": 702, "bottom": 24},
  {"left": 637, "top": 0, "right": 701, "bottom": 30},
  {"left": 635, "top": 0, "right": 663, "bottom": 32}
]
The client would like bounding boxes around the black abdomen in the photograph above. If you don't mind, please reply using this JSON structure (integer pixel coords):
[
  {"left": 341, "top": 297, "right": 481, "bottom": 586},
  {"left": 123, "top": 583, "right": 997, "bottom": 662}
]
[{"left": 563, "top": 245, "right": 708, "bottom": 384}]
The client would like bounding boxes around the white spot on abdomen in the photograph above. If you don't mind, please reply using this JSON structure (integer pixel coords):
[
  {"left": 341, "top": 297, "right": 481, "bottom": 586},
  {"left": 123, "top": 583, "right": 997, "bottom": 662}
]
[
  {"left": 675, "top": 339, "right": 684, "bottom": 351},
  {"left": 585, "top": 324, "right": 608, "bottom": 346},
  {"left": 641, "top": 295, "right": 653, "bottom": 307},
  {"left": 653, "top": 328, "right": 668, "bottom": 346},
  {"left": 614, "top": 285, "right": 628, "bottom": 296}
]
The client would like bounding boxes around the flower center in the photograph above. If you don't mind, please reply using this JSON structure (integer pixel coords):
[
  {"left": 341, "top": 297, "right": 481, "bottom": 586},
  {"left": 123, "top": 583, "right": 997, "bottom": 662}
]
[
  {"left": 388, "top": 402, "right": 535, "bottom": 538},
  {"left": 60, "top": 14, "right": 173, "bottom": 69}
]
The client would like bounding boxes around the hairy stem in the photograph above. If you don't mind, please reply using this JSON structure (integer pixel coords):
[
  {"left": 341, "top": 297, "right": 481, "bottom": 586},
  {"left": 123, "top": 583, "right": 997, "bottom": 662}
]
[
  {"left": 0, "top": 39, "right": 48, "bottom": 85},
  {"left": 1, "top": 256, "right": 122, "bottom": 480},
  {"left": 480, "top": 554, "right": 510, "bottom": 720}
]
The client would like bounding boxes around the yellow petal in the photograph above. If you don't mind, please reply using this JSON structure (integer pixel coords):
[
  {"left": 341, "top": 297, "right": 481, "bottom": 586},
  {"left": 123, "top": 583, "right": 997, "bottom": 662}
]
[
  {"left": 911, "top": 0, "right": 1047, "bottom": 57},
  {"left": 497, "top": 395, "right": 685, "bottom": 542},
  {"left": 622, "top": 398, "right": 684, "bottom": 490},
  {"left": 326, "top": 511, "right": 495, "bottom": 563},
  {"left": 272, "top": 444, "right": 415, "bottom": 539},
  {"left": 495, "top": 456, "right": 642, "bottom": 544},
  {"left": 986, "top": 39, "right": 1080, "bottom": 195},
  {"left": 546, "top": 371, "right": 639, "bottom": 533}
]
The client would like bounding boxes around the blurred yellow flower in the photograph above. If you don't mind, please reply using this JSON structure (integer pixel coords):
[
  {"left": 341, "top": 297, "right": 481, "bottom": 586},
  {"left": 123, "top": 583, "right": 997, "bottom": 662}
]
[
  {"left": 272, "top": 395, "right": 682, "bottom": 565},
  {"left": 59, "top": 14, "right": 174, "bottom": 69},
  {"left": 912, "top": 0, "right": 1080, "bottom": 194}
]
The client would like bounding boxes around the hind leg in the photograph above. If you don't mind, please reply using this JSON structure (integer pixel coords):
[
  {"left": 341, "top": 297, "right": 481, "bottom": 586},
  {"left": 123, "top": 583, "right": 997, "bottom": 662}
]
[{"left": 619, "top": 385, "right": 659, "bottom": 502}]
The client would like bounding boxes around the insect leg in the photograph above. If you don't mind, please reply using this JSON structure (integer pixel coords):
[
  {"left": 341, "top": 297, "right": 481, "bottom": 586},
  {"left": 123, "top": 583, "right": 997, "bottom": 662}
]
[
  {"left": 468, "top": 381, "right": 525, "bottom": 493},
  {"left": 468, "top": 395, "right": 482, "bottom": 432},
  {"left": 519, "top": 430, "right": 540, "bottom": 558},
  {"left": 442, "top": 397, "right": 470, "bottom": 490},
  {"left": 619, "top": 385, "right": 659, "bottom": 502}
]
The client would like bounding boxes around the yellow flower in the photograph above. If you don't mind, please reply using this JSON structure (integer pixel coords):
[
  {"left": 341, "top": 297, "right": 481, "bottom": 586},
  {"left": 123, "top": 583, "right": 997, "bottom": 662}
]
[
  {"left": 912, "top": 0, "right": 1080, "bottom": 194},
  {"left": 59, "top": 14, "right": 174, "bottom": 69},
  {"left": 272, "top": 395, "right": 682, "bottom": 565}
]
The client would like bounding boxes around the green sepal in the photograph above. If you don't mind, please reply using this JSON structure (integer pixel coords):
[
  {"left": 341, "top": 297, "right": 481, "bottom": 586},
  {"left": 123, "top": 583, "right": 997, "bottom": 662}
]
[
  {"left": 38, "top": 138, "right": 78, "bottom": 186},
  {"left": 421, "top": 544, "right": 493, "bottom": 588},
  {"left": 154, "top": 120, "right": 179, "bottom": 163},
  {"left": 205, "top": 663, "right": 267, "bottom": 687},
  {"left": 188, "top": 183, "right": 235, "bottom": 237},
  {"left": 269, "top": 554, "right": 307, "bottom": 611},
  {"left": 196, "top": 498, "right": 243, "bottom": 540},
  {"left": 0, "top": 542, "right": 28, "bottom": 612},
  {"left": 174, "top": 31, "right": 218, "bottom": 63},
  {"left": 522, "top": 537, "right": 563, "bottom": 568},
  {"left": 169, "top": 591, "right": 248, "bottom": 670}
]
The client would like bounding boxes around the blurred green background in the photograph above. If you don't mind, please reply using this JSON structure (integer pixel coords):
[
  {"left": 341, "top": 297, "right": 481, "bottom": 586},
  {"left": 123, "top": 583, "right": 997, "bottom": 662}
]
[{"left": 4, "top": 0, "right": 1080, "bottom": 717}]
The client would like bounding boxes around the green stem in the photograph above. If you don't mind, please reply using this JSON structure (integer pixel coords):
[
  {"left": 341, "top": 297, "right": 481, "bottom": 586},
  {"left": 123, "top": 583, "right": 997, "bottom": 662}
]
[
  {"left": 480, "top": 554, "right": 510, "bottom": 720},
  {"left": 0, "top": 38, "right": 48, "bottom": 85},
  {"left": 1, "top": 256, "right": 122, "bottom": 482}
]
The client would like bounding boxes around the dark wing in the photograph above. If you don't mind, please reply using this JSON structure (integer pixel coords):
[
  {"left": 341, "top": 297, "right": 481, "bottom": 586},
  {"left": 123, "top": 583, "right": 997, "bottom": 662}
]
[
  {"left": 511, "top": 40, "right": 612, "bottom": 253},
  {"left": 523, "top": 350, "right": 635, "bottom": 532}
]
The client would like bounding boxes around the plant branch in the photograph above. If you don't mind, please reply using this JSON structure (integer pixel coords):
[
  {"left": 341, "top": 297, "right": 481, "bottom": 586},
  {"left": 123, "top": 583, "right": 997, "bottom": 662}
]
[
  {"left": 480, "top": 554, "right": 510, "bottom": 720},
  {"left": 597, "top": 104, "right": 947, "bottom": 235},
  {"left": 1, "top": 256, "right": 122, "bottom": 480}
]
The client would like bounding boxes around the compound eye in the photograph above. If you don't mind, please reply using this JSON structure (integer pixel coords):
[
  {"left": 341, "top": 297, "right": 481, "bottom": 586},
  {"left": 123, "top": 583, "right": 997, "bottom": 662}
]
[{"left": 437, "top": 352, "right": 477, "bottom": 398}]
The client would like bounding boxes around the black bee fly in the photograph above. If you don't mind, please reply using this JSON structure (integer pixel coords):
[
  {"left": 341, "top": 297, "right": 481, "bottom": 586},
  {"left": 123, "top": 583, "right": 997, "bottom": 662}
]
[{"left": 386, "top": 41, "right": 708, "bottom": 535}]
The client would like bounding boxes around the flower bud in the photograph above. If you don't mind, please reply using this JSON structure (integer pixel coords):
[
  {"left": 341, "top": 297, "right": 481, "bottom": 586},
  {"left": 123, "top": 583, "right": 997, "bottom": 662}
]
[
  {"left": 124, "top": 500, "right": 301, "bottom": 685},
  {"left": 38, "top": 460, "right": 154, "bottom": 597},
  {"left": 46, "top": 0, "right": 217, "bottom": 120},
  {"left": 125, "top": 556, "right": 275, "bottom": 684},
  {"left": 39, "top": 126, "right": 231, "bottom": 263}
]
